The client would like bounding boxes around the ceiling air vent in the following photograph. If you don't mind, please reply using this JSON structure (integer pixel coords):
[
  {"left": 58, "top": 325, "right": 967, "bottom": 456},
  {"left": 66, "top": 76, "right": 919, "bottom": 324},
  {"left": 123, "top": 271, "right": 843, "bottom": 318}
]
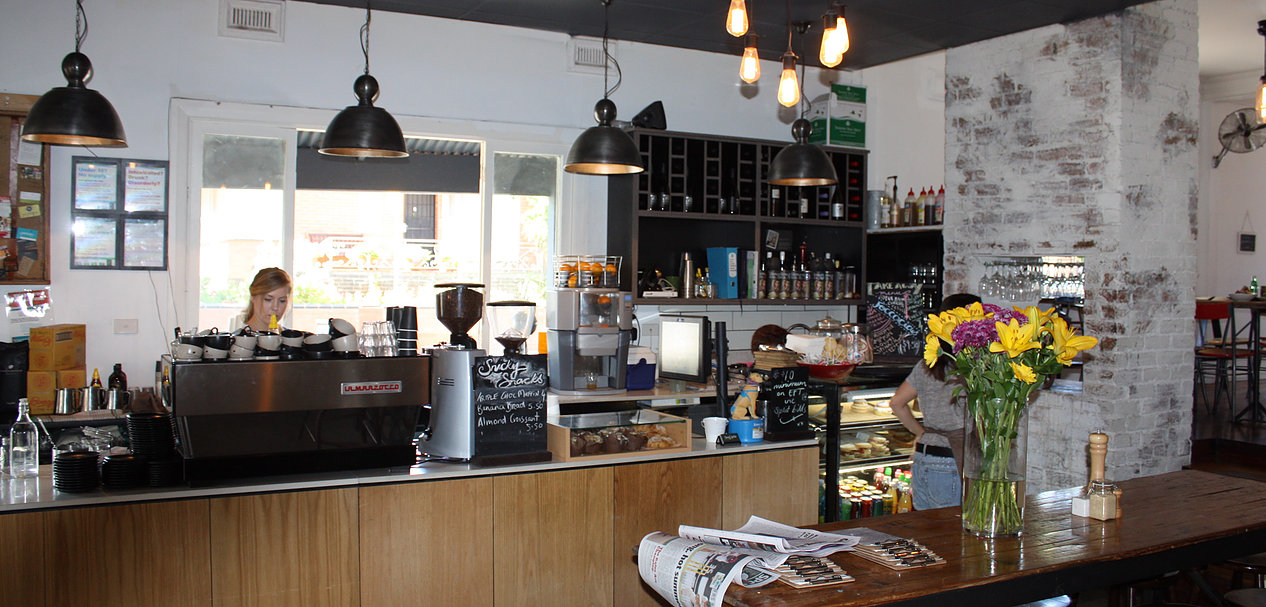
[
  {"left": 568, "top": 36, "right": 614, "bottom": 75},
  {"left": 219, "top": 0, "right": 285, "bottom": 42}
]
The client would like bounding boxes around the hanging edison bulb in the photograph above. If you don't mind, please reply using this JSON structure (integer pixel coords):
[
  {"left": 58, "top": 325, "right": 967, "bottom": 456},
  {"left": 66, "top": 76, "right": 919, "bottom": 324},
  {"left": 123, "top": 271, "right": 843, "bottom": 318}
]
[
  {"left": 777, "top": 52, "right": 799, "bottom": 107},
  {"left": 740, "top": 34, "right": 761, "bottom": 83},
  {"left": 1259, "top": 77, "right": 1266, "bottom": 122},
  {"left": 726, "top": 0, "right": 749, "bottom": 36},
  {"left": 819, "top": 7, "right": 849, "bottom": 67},
  {"left": 819, "top": 12, "right": 842, "bottom": 68}
]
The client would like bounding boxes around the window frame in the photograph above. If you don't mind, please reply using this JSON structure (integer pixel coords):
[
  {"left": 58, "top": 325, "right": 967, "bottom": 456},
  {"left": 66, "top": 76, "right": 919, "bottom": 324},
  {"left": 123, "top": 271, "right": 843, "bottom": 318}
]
[{"left": 169, "top": 98, "right": 585, "bottom": 344}]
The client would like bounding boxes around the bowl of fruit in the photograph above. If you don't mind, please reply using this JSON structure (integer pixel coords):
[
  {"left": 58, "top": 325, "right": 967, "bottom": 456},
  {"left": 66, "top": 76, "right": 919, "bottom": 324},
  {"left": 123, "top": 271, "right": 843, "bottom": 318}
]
[{"left": 1231, "top": 288, "right": 1257, "bottom": 302}]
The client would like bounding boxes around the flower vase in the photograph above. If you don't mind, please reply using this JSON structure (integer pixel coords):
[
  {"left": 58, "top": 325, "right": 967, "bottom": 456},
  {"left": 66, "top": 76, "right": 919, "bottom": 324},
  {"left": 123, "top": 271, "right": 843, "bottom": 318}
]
[{"left": 961, "top": 396, "right": 1029, "bottom": 538}]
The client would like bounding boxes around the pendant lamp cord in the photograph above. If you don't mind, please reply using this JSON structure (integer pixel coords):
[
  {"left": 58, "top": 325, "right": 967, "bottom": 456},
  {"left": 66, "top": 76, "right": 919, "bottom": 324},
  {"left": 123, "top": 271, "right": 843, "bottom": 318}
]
[
  {"left": 602, "top": 0, "right": 623, "bottom": 100},
  {"left": 74, "top": 0, "right": 87, "bottom": 53},
  {"left": 361, "top": 1, "right": 372, "bottom": 75}
]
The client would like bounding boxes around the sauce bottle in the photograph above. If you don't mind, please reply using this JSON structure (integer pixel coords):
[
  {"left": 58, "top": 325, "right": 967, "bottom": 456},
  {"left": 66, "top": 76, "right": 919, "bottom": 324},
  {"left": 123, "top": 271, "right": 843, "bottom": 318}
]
[
  {"left": 107, "top": 363, "right": 127, "bottom": 390},
  {"left": 90, "top": 368, "right": 103, "bottom": 388}
]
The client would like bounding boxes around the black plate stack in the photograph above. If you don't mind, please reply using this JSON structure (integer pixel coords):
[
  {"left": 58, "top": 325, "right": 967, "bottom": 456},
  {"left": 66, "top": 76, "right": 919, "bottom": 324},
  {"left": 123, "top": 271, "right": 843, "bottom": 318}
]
[
  {"left": 146, "top": 456, "right": 183, "bottom": 487},
  {"left": 100, "top": 453, "right": 146, "bottom": 489},
  {"left": 53, "top": 451, "right": 100, "bottom": 493},
  {"left": 126, "top": 412, "right": 177, "bottom": 459}
]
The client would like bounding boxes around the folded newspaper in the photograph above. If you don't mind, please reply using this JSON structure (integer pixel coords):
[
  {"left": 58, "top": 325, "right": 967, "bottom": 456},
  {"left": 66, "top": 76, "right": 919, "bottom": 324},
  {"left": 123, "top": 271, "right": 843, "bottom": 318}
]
[{"left": 637, "top": 516, "right": 861, "bottom": 607}]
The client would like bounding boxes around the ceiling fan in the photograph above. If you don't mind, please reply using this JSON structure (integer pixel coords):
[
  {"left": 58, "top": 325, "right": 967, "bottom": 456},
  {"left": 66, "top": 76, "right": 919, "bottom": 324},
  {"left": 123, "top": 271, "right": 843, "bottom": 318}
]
[{"left": 1212, "top": 107, "right": 1266, "bottom": 168}]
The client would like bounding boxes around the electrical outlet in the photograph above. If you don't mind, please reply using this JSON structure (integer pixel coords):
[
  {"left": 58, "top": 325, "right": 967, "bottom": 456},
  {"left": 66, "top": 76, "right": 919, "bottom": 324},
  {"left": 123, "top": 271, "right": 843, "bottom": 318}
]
[{"left": 113, "top": 318, "right": 138, "bottom": 334}]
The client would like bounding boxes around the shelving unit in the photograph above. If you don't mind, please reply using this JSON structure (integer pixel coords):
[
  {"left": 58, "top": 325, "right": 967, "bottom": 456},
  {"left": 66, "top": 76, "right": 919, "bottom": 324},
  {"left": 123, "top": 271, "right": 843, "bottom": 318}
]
[{"left": 608, "top": 128, "right": 869, "bottom": 304}]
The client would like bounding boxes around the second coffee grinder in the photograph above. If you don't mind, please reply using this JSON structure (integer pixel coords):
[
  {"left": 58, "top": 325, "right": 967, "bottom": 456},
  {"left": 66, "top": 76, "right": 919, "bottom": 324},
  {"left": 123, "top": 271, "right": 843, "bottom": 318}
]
[{"left": 418, "top": 283, "right": 485, "bottom": 460}]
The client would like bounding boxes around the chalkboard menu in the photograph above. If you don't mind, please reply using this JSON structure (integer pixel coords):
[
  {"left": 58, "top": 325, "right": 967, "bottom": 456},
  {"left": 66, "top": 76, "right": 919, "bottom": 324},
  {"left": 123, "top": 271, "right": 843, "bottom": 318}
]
[
  {"left": 471, "top": 354, "right": 551, "bottom": 464},
  {"left": 760, "top": 366, "right": 813, "bottom": 441},
  {"left": 866, "top": 283, "right": 926, "bottom": 359}
]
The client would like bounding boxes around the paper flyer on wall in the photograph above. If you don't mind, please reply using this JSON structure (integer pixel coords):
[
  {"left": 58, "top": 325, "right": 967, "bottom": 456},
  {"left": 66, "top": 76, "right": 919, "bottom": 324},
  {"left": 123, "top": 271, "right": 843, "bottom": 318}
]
[{"left": 638, "top": 517, "right": 862, "bottom": 606}]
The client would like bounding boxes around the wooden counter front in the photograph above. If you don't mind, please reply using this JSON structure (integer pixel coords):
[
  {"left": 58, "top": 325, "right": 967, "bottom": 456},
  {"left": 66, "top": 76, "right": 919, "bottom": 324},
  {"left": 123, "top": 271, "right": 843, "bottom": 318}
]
[{"left": 726, "top": 469, "right": 1266, "bottom": 607}]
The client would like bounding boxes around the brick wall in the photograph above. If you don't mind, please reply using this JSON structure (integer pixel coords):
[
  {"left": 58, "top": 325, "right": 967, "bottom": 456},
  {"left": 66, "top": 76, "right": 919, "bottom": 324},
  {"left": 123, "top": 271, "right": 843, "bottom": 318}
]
[{"left": 943, "top": 0, "right": 1198, "bottom": 491}]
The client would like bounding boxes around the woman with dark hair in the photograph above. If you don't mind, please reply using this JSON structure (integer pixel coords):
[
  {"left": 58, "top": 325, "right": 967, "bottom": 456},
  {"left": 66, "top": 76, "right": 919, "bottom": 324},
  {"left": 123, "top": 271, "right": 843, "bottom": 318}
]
[
  {"left": 887, "top": 292, "right": 982, "bottom": 510},
  {"left": 236, "top": 267, "right": 292, "bottom": 332}
]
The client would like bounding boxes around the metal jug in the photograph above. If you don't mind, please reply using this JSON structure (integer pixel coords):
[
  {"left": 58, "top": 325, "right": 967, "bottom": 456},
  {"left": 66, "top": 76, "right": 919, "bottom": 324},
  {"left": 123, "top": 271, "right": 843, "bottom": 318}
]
[
  {"left": 80, "top": 386, "right": 105, "bottom": 411},
  {"left": 105, "top": 389, "right": 131, "bottom": 411},
  {"left": 54, "top": 388, "right": 81, "bottom": 415}
]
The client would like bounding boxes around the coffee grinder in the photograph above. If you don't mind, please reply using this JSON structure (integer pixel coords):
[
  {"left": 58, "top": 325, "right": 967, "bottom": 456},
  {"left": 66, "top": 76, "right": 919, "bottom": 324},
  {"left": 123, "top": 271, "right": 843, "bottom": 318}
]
[
  {"left": 546, "top": 287, "right": 633, "bottom": 394},
  {"left": 418, "top": 283, "right": 485, "bottom": 460},
  {"left": 486, "top": 300, "right": 537, "bottom": 355}
]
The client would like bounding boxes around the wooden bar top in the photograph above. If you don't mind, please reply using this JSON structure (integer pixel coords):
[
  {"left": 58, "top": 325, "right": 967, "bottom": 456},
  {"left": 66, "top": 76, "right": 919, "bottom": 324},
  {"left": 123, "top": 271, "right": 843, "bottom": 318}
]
[{"left": 727, "top": 470, "right": 1266, "bottom": 607}]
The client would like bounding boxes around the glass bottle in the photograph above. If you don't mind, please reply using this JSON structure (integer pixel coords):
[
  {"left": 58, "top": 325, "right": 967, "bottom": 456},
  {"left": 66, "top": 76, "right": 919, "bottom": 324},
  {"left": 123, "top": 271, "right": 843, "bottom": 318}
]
[
  {"left": 9, "top": 398, "right": 39, "bottom": 478},
  {"left": 107, "top": 363, "right": 127, "bottom": 390},
  {"left": 90, "top": 368, "right": 103, "bottom": 388}
]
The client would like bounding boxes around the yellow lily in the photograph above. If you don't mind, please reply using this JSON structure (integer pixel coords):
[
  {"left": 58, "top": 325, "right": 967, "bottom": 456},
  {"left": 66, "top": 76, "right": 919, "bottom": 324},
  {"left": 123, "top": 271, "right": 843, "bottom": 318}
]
[
  {"left": 926, "top": 311, "right": 960, "bottom": 344},
  {"left": 952, "top": 301, "right": 990, "bottom": 322},
  {"left": 1049, "top": 317, "right": 1098, "bottom": 365},
  {"left": 923, "top": 334, "right": 942, "bottom": 367},
  {"left": 1015, "top": 305, "right": 1055, "bottom": 335},
  {"left": 990, "top": 318, "right": 1041, "bottom": 358},
  {"left": 1010, "top": 361, "right": 1038, "bottom": 384}
]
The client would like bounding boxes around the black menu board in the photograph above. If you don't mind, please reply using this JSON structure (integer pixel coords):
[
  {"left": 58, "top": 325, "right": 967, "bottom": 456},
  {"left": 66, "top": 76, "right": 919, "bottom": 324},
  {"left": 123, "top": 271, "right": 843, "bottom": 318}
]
[
  {"left": 760, "top": 366, "right": 813, "bottom": 441},
  {"left": 866, "top": 282, "right": 926, "bottom": 359},
  {"left": 471, "top": 354, "right": 551, "bottom": 464}
]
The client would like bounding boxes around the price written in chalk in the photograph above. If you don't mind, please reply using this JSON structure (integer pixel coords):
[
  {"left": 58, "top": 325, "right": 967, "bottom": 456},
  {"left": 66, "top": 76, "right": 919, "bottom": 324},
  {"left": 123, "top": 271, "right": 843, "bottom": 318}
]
[{"left": 472, "top": 354, "right": 549, "bottom": 457}]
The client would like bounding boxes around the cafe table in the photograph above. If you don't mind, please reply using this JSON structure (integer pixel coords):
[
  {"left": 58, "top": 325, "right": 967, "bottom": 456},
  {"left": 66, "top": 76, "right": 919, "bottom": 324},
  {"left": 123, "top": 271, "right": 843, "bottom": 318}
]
[
  {"left": 1224, "top": 297, "right": 1266, "bottom": 423},
  {"left": 725, "top": 469, "right": 1266, "bottom": 606}
]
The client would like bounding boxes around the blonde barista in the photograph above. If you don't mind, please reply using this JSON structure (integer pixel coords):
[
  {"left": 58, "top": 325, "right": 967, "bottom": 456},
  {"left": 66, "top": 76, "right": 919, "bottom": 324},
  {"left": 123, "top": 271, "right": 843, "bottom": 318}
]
[{"left": 235, "top": 267, "right": 291, "bottom": 333}]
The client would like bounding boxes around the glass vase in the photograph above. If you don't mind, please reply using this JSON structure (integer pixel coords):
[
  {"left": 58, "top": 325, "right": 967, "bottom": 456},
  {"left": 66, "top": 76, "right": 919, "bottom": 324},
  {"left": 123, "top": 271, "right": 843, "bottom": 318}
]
[{"left": 961, "top": 396, "right": 1029, "bottom": 538}]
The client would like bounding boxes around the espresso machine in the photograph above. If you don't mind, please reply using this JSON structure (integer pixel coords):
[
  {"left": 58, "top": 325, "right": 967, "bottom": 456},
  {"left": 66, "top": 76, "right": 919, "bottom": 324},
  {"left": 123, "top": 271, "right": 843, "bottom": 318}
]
[
  {"left": 546, "top": 287, "right": 634, "bottom": 394},
  {"left": 417, "top": 283, "right": 485, "bottom": 461}
]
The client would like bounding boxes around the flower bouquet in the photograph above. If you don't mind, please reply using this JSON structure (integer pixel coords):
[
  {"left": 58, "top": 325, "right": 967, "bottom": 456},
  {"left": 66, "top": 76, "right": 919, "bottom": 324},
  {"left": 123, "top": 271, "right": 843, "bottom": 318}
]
[{"left": 924, "top": 303, "right": 1097, "bottom": 537}]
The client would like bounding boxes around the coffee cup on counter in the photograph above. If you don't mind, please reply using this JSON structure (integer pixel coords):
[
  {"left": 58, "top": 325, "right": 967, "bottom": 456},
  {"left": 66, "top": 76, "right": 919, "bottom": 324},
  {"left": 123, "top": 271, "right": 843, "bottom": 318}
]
[
  {"left": 331, "top": 334, "right": 358, "bottom": 352},
  {"left": 202, "top": 345, "right": 229, "bottom": 360},
  {"left": 203, "top": 332, "right": 234, "bottom": 351},
  {"left": 233, "top": 334, "right": 258, "bottom": 351},
  {"left": 303, "top": 333, "right": 333, "bottom": 352},
  {"left": 329, "top": 318, "right": 356, "bottom": 338},
  {"left": 228, "top": 345, "right": 254, "bottom": 360},
  {"left": 280, "top": 329, "right": 306, "bottom": 348},
  {"left": 170, "top": 341, "right": 202, "bottom": 361},
  {"left": 257, "top": 332, "right": 282, "bottom": 351}
]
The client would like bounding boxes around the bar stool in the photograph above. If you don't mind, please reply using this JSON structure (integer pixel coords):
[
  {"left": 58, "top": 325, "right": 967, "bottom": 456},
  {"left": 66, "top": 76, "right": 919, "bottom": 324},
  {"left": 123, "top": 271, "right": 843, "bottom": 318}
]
[
  {"left": 1226, "top": 589, "right": 1266, "bottom": 607},
  {"left": 1195, "top": 301, "right": 1254, "bottom": 416},
  {"left": 1228, "top": 553, "right": 1266, "bottom": 589}
]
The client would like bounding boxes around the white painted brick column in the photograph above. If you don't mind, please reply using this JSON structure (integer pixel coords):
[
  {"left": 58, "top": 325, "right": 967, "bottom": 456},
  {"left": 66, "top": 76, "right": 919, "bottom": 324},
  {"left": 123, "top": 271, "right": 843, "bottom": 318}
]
[{"left": 943, "top": 0, "right": 1198, "bottom": 492}]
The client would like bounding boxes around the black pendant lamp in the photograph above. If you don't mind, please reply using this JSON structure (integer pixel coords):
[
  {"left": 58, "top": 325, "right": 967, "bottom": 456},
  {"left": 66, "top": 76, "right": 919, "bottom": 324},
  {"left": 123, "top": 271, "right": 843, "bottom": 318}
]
[
  {"left": 319, "top": 1, "right": 407, "bottom": 158},
  {"left": 564, "top": 0, "right": 644, "bottom": 175},
  {"left": 767, "top": 118, "right": 837, "bottom": 186},
  {"left": 22, "top": 0, "right": 126, "bottom": 147}
]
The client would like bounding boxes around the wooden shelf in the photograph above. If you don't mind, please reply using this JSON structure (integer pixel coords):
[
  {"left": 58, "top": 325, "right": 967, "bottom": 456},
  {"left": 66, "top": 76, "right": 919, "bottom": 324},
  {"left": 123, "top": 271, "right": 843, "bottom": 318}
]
[
  {"left": 632, "top": 297, "right": 864, "bottom": 306},
  {"left": 867, "top": 225, "right": 944, "bottom": 235}
]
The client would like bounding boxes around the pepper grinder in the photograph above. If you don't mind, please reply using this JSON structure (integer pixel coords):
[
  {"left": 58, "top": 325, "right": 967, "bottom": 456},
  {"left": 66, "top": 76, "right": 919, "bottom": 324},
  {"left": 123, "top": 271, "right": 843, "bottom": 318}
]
[{"left": 1071, "top": 431, "right": 1118, "bottom": 520}]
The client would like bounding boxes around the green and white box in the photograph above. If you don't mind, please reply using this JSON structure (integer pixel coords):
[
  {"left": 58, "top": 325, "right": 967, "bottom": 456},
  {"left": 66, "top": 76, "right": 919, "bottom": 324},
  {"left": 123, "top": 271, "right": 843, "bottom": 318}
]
[{"left": 807, "top": 84, "right": 866, "bottom": 148}]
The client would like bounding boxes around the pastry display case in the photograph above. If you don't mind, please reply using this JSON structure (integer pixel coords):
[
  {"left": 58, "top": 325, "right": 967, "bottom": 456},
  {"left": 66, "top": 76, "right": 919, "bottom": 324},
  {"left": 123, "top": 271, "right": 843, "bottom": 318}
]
[{"left": 808, "top": 383, "right": 917, "bottom": 522}]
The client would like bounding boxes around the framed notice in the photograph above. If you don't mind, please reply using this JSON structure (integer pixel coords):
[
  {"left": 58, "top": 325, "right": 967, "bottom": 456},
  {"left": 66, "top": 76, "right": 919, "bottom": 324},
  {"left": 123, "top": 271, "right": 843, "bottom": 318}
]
[
  {"left": 0, "top": 94, "right": 51, "bottom": 284},
  {"left": 70, "top": 156, "right": 168, "bottom": 270}
]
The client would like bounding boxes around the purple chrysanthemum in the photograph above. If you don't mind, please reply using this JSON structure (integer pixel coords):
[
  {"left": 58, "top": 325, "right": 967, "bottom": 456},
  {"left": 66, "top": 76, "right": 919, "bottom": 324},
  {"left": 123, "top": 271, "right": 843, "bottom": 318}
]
[{"left": 950, "top": 319, "right": 998, "bottom": 352}]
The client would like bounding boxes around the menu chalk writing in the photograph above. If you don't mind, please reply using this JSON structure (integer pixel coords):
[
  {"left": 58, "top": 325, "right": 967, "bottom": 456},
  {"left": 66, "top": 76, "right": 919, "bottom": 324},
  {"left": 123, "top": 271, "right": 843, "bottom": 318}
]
[
  {"left": 867, "top": 283, "right": 926, "bottom": 358},
  {"left": 472, "top": 354, "right": 548, "bottom": 457},
  {"left": 760, "top": 366, "right": 809, "bottom": 438}
]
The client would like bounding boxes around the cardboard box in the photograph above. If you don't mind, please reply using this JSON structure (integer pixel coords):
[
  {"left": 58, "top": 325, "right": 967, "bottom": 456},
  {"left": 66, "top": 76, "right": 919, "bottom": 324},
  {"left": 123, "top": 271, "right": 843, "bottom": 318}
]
[
  {"left": 28, "top": 392, "right": 54, "bottom": 416},
  {"left": 26, "top": 370, "right": 56, "bottom": 395},
  {"left": 29, "top": 324, "right": 86, "bottom": 370},
  {"left": 807, "top": 84, "right": 866, "bottom": 148},
  {"left": 58, "top": 368, "right": 86, "bottom": 389}
]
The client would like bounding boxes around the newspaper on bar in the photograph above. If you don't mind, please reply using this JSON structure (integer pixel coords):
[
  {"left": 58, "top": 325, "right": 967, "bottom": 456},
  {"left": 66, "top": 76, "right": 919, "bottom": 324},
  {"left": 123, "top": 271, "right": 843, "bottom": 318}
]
[{"left": 637, "top": 516, "right": 862, "bottom": 607}]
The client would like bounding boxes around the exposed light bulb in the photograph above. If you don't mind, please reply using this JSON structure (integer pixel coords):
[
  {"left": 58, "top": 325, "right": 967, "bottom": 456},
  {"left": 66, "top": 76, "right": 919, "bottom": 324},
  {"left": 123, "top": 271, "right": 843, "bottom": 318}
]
[
  {"left": 819, "top": 13, "right": 843, "bottom": 68},
  {"left": 1258, "top": 77, "right": 1266, "bottom": 122},
  {"left": 740, "top": 34, "right": 760, "bottom": 83},
  {"left": 833, "top": 10, "right": 850, "bottom": 55},
  {"left": 726, "top": 0, "right": 749, "bottom": 36},
  {"left": 777, "top": 52, "right": 799, "bottom": 107}
]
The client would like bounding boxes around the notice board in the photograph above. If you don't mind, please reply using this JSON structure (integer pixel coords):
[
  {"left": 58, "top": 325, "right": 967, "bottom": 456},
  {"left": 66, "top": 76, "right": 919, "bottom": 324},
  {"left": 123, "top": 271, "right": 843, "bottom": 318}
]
[
  {"left": 759, "top": 366, "right": 813, "bottom": 441},
  {"left": 0, "top": 94, "right": 50, "bottom": 284},
  {"left": 471, "top": 354, "right": 550, "bottom": 464},
  {"left": 867, "top": 282, "right": 927, "bottom": 359}
]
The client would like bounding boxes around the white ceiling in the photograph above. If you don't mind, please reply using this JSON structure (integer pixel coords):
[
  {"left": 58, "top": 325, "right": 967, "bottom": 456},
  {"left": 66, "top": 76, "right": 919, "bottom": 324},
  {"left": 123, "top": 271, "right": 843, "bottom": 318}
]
[{"left": 1200, "top": 0, "right": 1266, "bottom": 76}]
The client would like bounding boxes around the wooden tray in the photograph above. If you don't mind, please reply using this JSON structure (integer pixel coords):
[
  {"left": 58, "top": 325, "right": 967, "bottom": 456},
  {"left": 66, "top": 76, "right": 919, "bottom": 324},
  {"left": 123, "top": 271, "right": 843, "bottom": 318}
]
[{"left": 547, "top": 410, "right": 691, "bottom": 462}]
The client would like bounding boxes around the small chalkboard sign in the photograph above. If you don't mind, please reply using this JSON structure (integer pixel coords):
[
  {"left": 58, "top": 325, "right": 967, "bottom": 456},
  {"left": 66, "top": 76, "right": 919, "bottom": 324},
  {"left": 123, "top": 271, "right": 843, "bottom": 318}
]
[
  {"left": 866, "top": 283, "right": 926, "bottom": 359},
  {"left": 471, "top": 354, "right": 552, "bottom": 465},
  {"left": 759, "top": 366, "right": 813, "bottom": 441}
]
